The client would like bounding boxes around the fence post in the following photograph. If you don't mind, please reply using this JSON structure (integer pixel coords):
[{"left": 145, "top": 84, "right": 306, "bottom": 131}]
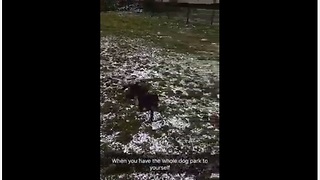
[
  {"left": 186, "top": 5, "right": 190, "bottom": 24},
  {"left": 210, "top": 0, "right": 216, "bottom": 25},
  {"left": 211, "top": 9, "right": 215, "bottom": 25}
]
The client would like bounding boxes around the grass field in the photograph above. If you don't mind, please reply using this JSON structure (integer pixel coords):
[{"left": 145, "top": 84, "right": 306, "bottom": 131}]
[
  {"left": 101, "top": 11, "right": 219, "bottom": 58},
  {"left": 100, "top": 11, "right": 219, "bottom": 179}
]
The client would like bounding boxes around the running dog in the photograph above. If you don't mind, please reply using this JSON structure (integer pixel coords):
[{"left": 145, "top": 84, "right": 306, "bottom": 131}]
[{"left": 122, "top": 82, "right": 159, "bottom": 121}]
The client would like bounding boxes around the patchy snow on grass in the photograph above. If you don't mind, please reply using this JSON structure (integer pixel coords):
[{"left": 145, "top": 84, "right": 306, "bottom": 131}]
[
  {"left": 100, "top": 36, "right": 219, "bottom": 179},
  {"left": 102, "top": 172, "right": 198, "bottom": 180}
]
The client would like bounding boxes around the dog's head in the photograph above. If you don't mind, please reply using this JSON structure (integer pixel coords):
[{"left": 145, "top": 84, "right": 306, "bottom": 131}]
[{"left": 122, "top": 82, "right": 149, "bottom": 99}]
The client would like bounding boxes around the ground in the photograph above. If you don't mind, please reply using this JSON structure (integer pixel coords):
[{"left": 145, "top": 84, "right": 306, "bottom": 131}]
[
  {"left": 100, "top": 11, "right": 219, "bottom": 179},
  {"left": 101, "top": 11, "right": 219, "bottom": 58}
]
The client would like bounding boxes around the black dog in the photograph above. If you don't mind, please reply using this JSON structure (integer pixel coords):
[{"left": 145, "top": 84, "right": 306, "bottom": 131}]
[{"left": 122, "top": 82, "right": 159, "bottom": 121}]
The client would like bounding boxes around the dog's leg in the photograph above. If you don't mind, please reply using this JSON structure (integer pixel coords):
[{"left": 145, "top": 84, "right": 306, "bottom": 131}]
[
  {"left": 138, "top": 103, "right": 144, "bottom": 112},
  {"left": 149, "top": 109, "right": 154, "bottom": 121}
]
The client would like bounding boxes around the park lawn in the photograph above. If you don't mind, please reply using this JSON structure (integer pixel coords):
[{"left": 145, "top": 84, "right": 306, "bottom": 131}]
[{"left": 100, "top": 11, "right": 219, "bottom": 57}]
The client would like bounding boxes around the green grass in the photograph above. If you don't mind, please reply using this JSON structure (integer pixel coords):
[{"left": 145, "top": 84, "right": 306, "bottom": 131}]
[{"left": 100, "top": 11, "right": 219, "bottom": 56}]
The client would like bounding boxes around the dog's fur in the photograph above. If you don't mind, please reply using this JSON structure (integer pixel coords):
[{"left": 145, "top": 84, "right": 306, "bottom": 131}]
[{"left": 123, "top": 82, "right": 159, "bottom": 121}]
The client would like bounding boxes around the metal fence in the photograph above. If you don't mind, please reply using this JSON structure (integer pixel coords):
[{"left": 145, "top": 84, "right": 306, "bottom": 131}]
[{"left": 101, "top": 0, "right": 219, "bottom": 25}]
